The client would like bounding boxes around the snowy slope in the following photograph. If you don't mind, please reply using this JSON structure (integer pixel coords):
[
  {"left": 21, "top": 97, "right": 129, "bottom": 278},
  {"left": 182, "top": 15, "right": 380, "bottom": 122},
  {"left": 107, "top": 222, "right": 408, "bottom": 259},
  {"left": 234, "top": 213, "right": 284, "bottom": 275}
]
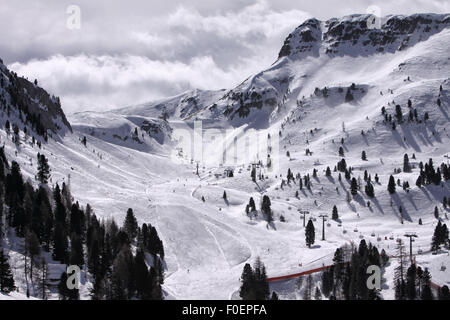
[{"left": 115, "top": 89, "right": 226, "bottom": 120}]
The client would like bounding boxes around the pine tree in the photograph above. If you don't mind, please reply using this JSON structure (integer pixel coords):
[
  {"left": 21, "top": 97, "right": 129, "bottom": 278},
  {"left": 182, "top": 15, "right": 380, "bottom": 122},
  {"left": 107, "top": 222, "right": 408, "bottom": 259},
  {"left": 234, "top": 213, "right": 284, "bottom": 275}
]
[
  {"left": 402, "top": 154, "right": 410, "bottom": 173},
  {"left": 350, "top": 178, "right": 358, "bottom": 195},
  {"left": 270, "top": 291, "right": 279, "bottom": 300},
  {"left": 37, "top": 257, "right": 49, "bottom": 300},
  {"left": 69, "top": 233, "right": 84, "bottom": 267},
  {"left": 124, "top": 208, "right": 138, "bottom": 242},
  {"left": 433, "top": 206, "right": 439, "bottom": 220},
  {"left": 394, "top": 240, "right": 406, "bottom": 300},
  {"left": 36, "top": 153, "right": 50, "bottom": 184},
  {"left": 251, "top": 167, "right": 256, "bottom": 182},
  {"left": 365, "top": 181, "right": 375, "bottom": 198},
  {"left": 395, "top": 105, "right": 403, "bottom": 122},
  {"left": 58, "top": 272, "right": 70, "bottom": 300},
  {"left": 25, "top": 230, "right": 40, "bottom": 278},
  {"left": 388, "top": 175, "right": 396, "bottom": 194},
  {"left": 111, "top": 245, "right": 135, "bottom": 300},
  {"left": 314, "top": 287, "right": 322, "bottom": 300},
  {"left": 431, "top": 221, "right": 443, "bottom": 253},
  {"left": 52, "top": 222, "right": 68, "bottom": 263},
  {"left": 380, "top": 249, "right": 389, "bottom": 267},
  {"left": 253, "top": 258, "right": 270, "bottom": 300},
  {"left": 321, "top": 269, "right": 333, "bottom": 298},
  {"left": 303, "top": 274, "right": 313, "bottom": 300},
  {"left": 420, "top": 268, "right": 433, "bottom": 300},
  {"left": 239, "top": 263, "right": 254, "bottom": 300},
  {"left": 0, "top": 249, "right": 15, "bottom": 293},
  {"left": 438, "top": 285, "right": 450, "bottom": 300},
  {"left": 261, "top": 195, "right": 272, "bottom": 222},
  {"left": 148, "top": 265, "right": 163, "bottom": 300},
  {"left": 134, "top": 249, "right": 150, "bottom": 299},
  {"left": 305, "top": 220, "right": 315, "bottom": 248},
  {"left": 249, "top": 197, "right": 256, "bottom": 212},
  {"left": 395, "top": 279, "right": 404, "bottom": 300},
  {"left": 332, "top": 206, "right": 338, "bottom": 220},
  {"left": 361, "top": 151, "right": 367, "bottom": 161},
  {"left": 405, "top": 264, "right": 417, "bottom": 300}
]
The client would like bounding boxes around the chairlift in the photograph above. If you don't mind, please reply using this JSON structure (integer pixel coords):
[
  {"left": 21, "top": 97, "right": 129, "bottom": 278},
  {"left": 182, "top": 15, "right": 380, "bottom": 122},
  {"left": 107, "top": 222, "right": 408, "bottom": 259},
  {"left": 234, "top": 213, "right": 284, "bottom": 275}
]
[
  {"left": 343, "top": 229, "right": 347, "bottom": 234},
  {"left": 440, "top": 264, "right": 446, "bottom": 271},
  {"left": 371, "top": 232, "right": 376, "bottom": 237},
  {"left": 354, "top": 228, "right": 358, "bottom": 232}
]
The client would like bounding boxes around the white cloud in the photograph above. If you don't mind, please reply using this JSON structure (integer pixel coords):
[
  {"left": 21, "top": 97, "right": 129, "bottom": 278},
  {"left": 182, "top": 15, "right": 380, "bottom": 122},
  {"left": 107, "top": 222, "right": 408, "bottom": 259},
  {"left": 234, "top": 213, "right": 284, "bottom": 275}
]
[
  {"left": 9, "top": 54, "right": 268, "bottom": 113},
  {"left": 7, "top": 0, "right": 310, "bottom": 113}
]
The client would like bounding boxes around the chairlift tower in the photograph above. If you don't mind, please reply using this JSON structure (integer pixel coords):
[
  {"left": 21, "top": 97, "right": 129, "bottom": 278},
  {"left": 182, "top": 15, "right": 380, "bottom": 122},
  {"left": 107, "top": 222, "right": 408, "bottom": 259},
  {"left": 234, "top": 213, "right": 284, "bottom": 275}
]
[
  {"left": 298, "top": 209, "right": 310, "bottom": 227},
  {"left": 251, "top": 161, "right": 261, "bottom": 180},
  {"left": 404, "top": 232, "right": 418, "bottom": 263},
  {"left": 319, "top": 214, "right": 328, "bottom": 241}
]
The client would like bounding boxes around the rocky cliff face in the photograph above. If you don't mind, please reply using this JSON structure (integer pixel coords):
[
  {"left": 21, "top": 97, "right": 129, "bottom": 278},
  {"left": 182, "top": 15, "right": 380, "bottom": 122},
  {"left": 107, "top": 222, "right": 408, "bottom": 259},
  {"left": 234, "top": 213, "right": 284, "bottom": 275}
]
[{"left": 279, "top": 14, "right": 450, "bottom": 59}]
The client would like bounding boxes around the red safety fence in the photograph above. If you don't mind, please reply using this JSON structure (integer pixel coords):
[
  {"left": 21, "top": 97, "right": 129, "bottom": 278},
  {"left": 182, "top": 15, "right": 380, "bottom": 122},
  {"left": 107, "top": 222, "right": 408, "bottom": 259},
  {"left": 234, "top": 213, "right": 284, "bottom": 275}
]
[{"left": 267, "top": 265, "right": 332, "bottom": 282}]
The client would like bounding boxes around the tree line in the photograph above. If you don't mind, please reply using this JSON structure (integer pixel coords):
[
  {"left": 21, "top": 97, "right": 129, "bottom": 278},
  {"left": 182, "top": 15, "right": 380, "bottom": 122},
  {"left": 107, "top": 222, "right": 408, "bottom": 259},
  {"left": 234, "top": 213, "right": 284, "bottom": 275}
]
[{"left": 0, "top": 147, "right": 165, "bottom": 300}]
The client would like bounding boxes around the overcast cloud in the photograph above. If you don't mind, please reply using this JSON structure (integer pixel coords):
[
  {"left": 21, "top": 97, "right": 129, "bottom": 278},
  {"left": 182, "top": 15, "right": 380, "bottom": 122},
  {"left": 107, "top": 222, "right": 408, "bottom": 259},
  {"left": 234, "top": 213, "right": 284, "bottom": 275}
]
[{"left": 1, "top": 0, "right": 449, "bottom": 113}]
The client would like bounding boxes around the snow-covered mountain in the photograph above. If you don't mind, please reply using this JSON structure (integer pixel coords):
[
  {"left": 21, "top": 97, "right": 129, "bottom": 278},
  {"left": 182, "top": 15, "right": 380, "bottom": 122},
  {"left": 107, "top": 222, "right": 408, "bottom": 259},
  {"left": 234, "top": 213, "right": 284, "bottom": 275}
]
[
  {"left": 0, "top": 58, "right": 72, "bottom": 138},
  {"left": 1, "top": 13, "right": 450, "bottom": 300},
  {"left": 190, "top": 14, "right": 450, "bottom": 128},
  {"left": 116, "top": 89, "right": 226, "bottom": 120}
]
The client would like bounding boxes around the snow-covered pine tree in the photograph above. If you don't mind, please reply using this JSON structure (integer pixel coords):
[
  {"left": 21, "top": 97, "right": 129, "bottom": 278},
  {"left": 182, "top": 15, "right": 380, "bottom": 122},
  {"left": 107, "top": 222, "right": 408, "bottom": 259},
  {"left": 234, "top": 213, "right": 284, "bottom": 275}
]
[
  {"left": 305, "top": 220, "right": 315, "bottom": 248},
  {"left": 0, "top": 249, "right": 15, "bottom": 293},
  {"left": 124, "top": 208, "right": 138, "bottom": 242},
  {"left": 36, "top": 153, "right": 51, "bottom": 184},
  {"left": 394, "top": 240, "right": 407, "bottom": 300},
  {"left": 388, "top": 175, "right": 396, "bottom": 194}
]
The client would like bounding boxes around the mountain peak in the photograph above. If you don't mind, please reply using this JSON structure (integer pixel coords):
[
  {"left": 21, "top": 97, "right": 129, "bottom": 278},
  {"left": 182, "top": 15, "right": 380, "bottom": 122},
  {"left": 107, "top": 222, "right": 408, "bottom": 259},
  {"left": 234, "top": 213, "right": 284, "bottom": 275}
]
[{"left": 279, "top": 13, "right": 450, "bottom": 59}]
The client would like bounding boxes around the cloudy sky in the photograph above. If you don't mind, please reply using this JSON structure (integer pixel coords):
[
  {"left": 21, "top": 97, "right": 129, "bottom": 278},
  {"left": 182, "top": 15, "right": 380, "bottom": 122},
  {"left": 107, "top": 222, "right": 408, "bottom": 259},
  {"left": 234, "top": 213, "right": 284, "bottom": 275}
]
[{"left": 1, "top": 0, "right": 448, "bottom": 114}]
